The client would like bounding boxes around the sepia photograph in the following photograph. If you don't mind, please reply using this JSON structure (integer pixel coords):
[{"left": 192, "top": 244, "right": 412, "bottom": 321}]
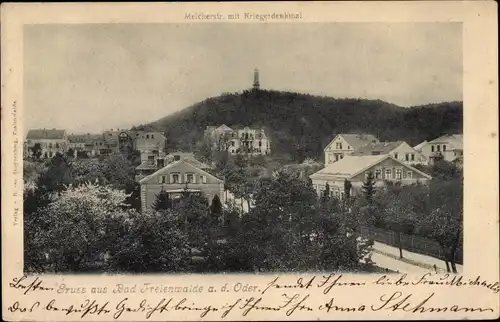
[{"left": 22, "top": 22, "right": 464, "bottom": 275}]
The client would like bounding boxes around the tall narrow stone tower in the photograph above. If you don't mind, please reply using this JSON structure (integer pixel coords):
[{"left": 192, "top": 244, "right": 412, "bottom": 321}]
[{"left": 253, "top": 68, "right": 260, "bottom": 90}]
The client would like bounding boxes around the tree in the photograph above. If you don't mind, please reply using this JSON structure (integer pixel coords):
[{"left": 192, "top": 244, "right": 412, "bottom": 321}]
[
  {"left": 152, "top": 190, "right": 171, "bottom": 211},
  {"left": 107, "top": 209, "right": 191, "bottom": 273},
  {"left": 36, "top": 153, "right": 73, "bottom": 194},
  {"left": 66, "top": 148, "right": 75, "bottom": 158},
  {"left": 210, "top": 195, "right": 223, "bottom": 219},
  {"left": 415, "top": 177, "right": 463, "bottom": 273},
  {"left": 31, "top": 143, "right": 42, "bottom": 160},
  {"left": 102, "top": 153, "right": 134, "bottom": 190},
  {"left": 344, "top": 179, "right": 352, "bottom": 200},
  {"left": 321, "top": 183, "right": 331, "bottom": 203},
  {"left": 24, "top": 182, "right": 132, "bottom": 272},
  {"left": 381, "top": 184, "right": 420, "bottom": 259},
  {"left": 362, "top": 172, "right": 375, "bottom": 203}
]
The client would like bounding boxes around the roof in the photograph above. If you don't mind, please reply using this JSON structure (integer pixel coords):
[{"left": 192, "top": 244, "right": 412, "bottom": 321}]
[
  {"left": 166, "top": 153, "right": 211, "bottom": 169},
  {"left": 413, "top": 140, "right": 428, "bottom": 151},
  {"left": 341, "top": 134, "right": 379, "bottom": 148},
  {"left": 68, "top": 133, "right": 103, "bottom": 143},
  {"left": 310, "top": 154, "right": 432, "bottom": 181},
  {"left": 351, "top": 141, "right": 404, "bottom": 156},
  {"left": 216, "top": 124, "right": 233, "bottom": 132},
  {"left": 429, "top": 134, "right": 463, "bottom": 150},
  {"left": 311, "top": 155, "right": 387, "bottom": 179},
  {"left": 135, "top": 161, "right": 157, "bottom": 171},
  {"left": 324, "top": 133, "right": 378, "bottom": 151},
  {"left": 139, "top": 160, "right": 223, "bottom": 184},
  {"left": 26, "top": 129, "right": 66, "bottom": 140}
]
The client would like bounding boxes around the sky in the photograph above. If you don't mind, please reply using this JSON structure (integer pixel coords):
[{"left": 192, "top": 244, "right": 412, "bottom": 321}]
[{"left": 24, "top": 23, "right": 462, "bottom": 134}]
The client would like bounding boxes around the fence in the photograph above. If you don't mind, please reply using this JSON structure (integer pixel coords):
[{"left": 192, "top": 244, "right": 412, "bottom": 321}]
[{"left": 359, "top": 225, "right": 463, "bottom": 264}]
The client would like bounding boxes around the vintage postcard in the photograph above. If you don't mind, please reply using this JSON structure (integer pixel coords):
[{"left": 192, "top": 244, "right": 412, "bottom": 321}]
[{"left": 1, "top": 1, "right": 499, "bottom": 321}]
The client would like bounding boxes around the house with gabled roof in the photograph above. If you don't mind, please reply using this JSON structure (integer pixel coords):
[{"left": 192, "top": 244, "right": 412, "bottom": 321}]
[
  {"left": 25, "top": 128, "right": 68, "bottom": 158},
  {"left": 323, "top": 133, "right": 379, "bottom": 164},
  {"left": 135, "top": 151, "right": 211, "bottom": 182},
  {"left": 418, "top": 134, "right": 463, "bottom": 164},
  {"left": 310, "top": 154, "right": 432, "bottom": 199},
  {"left": 351, "top": 141, "right": 428, "bottom": 165},
  {"left": 138, "top": 159, "right": 225, "bottom": 212}
]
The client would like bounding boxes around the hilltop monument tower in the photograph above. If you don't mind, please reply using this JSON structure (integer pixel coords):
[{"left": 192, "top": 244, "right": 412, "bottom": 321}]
[{"left": 253, "top": 68, "right": 260, "bottom": 90}]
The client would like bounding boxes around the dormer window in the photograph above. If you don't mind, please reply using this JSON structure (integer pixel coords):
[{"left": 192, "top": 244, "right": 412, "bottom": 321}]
[{"left": 174, "top": 155, "right": 181, "bottom": 161}]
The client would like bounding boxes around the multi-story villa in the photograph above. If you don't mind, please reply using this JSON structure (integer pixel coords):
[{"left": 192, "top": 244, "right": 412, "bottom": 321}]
[
  {"left": 25, "top": 129, "right": 68, "bottom": 158},
  {"left": 205, "top": 124, "right": 271, "bottom": 155},
  {"left": 323, "top": 133, "right": 379, "bottom": 164},
  {"left": 416, "top": 134, "right": 463, "bottom": 165}
]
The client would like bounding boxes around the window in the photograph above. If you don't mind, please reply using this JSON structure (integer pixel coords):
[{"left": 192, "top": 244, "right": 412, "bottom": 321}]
[
  {"left": 48, "top": 151, "right": 53, "bottom": 157},
  {"left": 394, "top": 153, "right": 398, "bottom": 159},
  {"left": 231, "top": 141, "right": 235, "bottom": 146},
  {"left": 336, "top": 143, "right": 343, "bottom": 150},
  {"left": 56, "top": 143, "right": 60, "bottom": 148},
  {"left": 443, "top": 145, "right": 447, "bottom": 151},
  {"left": 171, "top": 173, "right": 180, "bottom": 183},
  {"left": 173, "top": 155, "right": 181, "bottom": 161},
  {"left": 146, "top": 135, "right": 150, "bottom": 139},
  {"left": 385, "top": 169, "right": 392, "bottom": 179},
  {"left": 259, "top": 141, "right": 262, "bottom": 147},
  {"left": 405, "top": 153, "right": 409, "bottom": 161},
  {"left": 411, "top": 154, "right": 415, "bottom": 161},
  {"left": 431, "top": 145, "right": 435, "bottom": 152},
  {"left": 49, "top": 143, "right": 53, "bottom": 148},
  {"left": 375, "top": 169, "right": 381, "bottom": 179},
  {"left": 151, "top": 134, "right": 154, "bottom": 139},
  {"left": 437, "top": 145, "right": 441, "bottom": 152},
  {"left": 395, "top": 169, "right": 402, "bottom": 180},
  {"left": 407, "top": 171, "right": 413, "bottom": 179},
  {"left": 186, "top": 173, "right": 195, "bottom": 183},
  {"left": 159, "top": 175, "right": 167, "bottom": 184},
  {"left": 200, "top": 175, "right": 207, "bottom": 184}
]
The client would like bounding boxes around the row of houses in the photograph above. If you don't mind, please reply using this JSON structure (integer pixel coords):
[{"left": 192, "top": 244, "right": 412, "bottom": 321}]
[
  {"left": 25, "top": 124, "right": 272, "bottom": 160},
  {"left": 310, "top": 133, "right": 463, "bottom": 198},
  {"left": 24, "top": 128, "right": 167, "bottom": 159}
]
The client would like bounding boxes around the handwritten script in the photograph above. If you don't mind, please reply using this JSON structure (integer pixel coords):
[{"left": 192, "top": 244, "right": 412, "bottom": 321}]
[{"left": 6, "top": 273, "right": 498, "bottom": 319}]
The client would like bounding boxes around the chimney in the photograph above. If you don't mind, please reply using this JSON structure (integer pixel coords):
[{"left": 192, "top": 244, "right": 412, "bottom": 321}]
[{"left": 253, "top": 68, "right": 260, "bottom": 90}]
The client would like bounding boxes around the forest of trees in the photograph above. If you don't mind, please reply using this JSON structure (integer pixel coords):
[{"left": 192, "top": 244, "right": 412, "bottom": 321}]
[
  {"left": 138, "top": 89, "right": 462, "bottom": 161},
  {"left": 24, "top": 152, "right": 380, "bottom": 273},
  {"left": 24, "top": 149, "right": 463, "bottom": 274}
]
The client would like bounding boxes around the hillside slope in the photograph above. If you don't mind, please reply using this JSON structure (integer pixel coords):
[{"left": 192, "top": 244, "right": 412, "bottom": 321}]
[{"left": 140, "top": 89, "right": 462, "bottom": 161}]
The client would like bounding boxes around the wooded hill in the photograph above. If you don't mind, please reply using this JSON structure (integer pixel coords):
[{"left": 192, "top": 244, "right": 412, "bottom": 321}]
[{"left": 138, "top": 89, "right": 463, "bottom": 162}]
